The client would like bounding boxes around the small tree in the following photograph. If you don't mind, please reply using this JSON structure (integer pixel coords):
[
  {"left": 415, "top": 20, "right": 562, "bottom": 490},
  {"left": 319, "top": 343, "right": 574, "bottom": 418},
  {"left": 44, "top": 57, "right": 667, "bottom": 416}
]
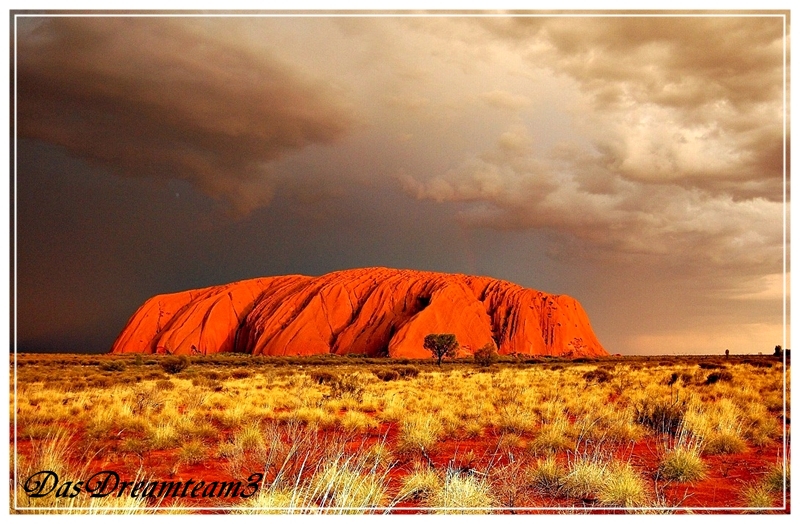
[
  {"left": 725, "top": 349, "right": 730, "bottom": 358},
  {"left": 474, "top": 342, "right": 499, "bottom": 367},
  {"left": 424, "top": 334, "right": 459, "bottom": 366},
  {"left": 774, "top": 345, "right": 783, "bottom": 357}
]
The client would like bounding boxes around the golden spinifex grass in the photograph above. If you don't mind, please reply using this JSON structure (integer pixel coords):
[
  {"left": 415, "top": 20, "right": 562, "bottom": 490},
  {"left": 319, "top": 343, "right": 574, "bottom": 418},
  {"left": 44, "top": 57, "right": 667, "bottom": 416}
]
[{"left": 10, "top": 353, "right": 789, "bottom": 513}]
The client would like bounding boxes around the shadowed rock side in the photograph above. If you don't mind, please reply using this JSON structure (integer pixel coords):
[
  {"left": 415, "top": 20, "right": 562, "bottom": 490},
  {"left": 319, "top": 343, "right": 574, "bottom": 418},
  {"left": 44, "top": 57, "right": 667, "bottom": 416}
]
[{"left": 110, "top": 268, "right": 607, "bottom": 358}]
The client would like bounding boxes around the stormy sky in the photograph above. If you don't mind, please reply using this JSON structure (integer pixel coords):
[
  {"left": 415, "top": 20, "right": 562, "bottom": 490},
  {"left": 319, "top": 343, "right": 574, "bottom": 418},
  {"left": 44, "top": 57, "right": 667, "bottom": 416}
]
[{"left": 12, "top": 12, "right": 788, "bottom": 355}]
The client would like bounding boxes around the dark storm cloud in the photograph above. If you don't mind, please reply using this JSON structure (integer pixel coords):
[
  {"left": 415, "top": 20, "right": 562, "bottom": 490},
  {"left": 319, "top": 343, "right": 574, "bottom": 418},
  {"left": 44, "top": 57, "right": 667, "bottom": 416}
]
[{"left": 16, "top": 17, "right": 357, "bottom": 214}]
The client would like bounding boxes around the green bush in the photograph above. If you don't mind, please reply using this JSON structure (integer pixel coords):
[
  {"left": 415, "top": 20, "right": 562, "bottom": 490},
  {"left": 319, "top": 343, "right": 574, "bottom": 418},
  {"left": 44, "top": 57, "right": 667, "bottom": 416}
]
[{"left": 424, "top": 334, "right": 459, "bottom": 366}]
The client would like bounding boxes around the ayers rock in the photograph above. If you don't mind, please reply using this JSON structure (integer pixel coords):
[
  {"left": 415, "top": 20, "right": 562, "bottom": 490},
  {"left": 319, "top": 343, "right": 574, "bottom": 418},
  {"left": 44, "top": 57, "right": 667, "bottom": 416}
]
[{"left": 110, "top": 268, "right": 607, "bottom": 359}]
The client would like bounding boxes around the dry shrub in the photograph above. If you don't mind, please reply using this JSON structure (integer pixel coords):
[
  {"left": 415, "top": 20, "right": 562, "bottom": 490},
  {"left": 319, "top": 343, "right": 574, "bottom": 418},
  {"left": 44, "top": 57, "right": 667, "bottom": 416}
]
[
  {"left": 763, "top": 463, "right": 790, "bottom": 494},
  {"left": 394, "top": 366, "right": 420, "bottom": 379},
  {"left": 698, "top": 361, "right": 726, "bottom": 370},
  {"left": 473, "top": 343, "right": 499, "bottom": 367},
  {"left": 307, "top": 460, "right": 389, "bottom": 510},
  {"left": 743, "top": 359, "right": 773, "bottom": 369},
  {"left": 339, "top": 411, "right": 376, "bottom": 432},
  {"left": 87, "top": 376, "right": 111, "bottom": 388},
  {"left": 160, "top": 355, "right": 190, "bottom": 374},
  {"left": 740, "top": 484, "right": 777, "bottom": 510},
  {"left": 99, "top": 360, "right": 126, "bottom": 372},
  {"left": 496, "top": 404, "right": 535, "bottom": 434},
  {"left": 364, "top": 442, "right": 393, "bottom": 468},
  {"left": 705, "top": 371, "right": 733, "bottom": 385},
  {"left": 155, "top": 379, "right": 175, "bottom": 391},
  {"left": 665, "top": 371, "right": 694, "bottom": 386},
  {"left": 529, "top": 418, "right": 574, "bottom": 454},
  {"left": 497, "top": 433, "right": 524, "bottom": 449},
  {"left": 20, "top": 424, "right": 51, "bottom": 440},
  {"left": 634, "top": 397, "right": 689, "bottom": 435},
  {"left": 328, "top": 375, "right": 364, "bottom": 401},
  {"left": 583, "top": 368, "right": 612, "bottom": 384},
  {"left": 373, "top": 369, "right": 400, "bottom": 382},
  {"left": 310, "top": 370, "right": 337, "bottom": 385},
  {"left": 230, "top": 369, "right": 251, "bottom": 379},
  {"left": 178, "top": 439, "right": 207, "bottom": 465},
  {"left": 492, "top": 456, "right": 531, "bottom": 507}
]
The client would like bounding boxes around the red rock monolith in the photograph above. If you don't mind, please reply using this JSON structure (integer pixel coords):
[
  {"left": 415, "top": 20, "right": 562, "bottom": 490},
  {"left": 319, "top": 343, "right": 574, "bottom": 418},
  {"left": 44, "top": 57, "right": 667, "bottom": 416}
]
[{"left": 110, "top": 268, "right": 607, "bottom": 358}]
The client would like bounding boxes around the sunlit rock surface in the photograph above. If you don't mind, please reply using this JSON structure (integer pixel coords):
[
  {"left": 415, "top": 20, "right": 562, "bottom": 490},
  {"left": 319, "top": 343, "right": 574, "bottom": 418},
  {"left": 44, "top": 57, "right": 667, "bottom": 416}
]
[{"left": 110, "top": 268, "right": 607, "bottom": 358}]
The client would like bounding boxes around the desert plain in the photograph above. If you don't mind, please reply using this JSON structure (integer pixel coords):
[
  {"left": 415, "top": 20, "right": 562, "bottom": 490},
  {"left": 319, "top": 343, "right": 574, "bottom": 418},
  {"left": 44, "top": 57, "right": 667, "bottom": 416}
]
[{"left": 10, "top": 352, "right": 790, "bottom": 514}]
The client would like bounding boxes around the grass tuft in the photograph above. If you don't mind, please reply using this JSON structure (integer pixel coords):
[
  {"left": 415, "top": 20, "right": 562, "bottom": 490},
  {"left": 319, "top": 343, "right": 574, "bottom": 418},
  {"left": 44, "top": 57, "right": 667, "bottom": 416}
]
[
  {"left": 430, "top": 470, "right": 494, "bottom": 513},
  {"left": 740, "top": 484, "right": 777, "bottom": 510},
  {"left": 527, "top": 454, "right": 565, "bottom": 495},
  {"left": 397, "top": 466, "right": 442, "bottom": 502},
  {"left": 177, "top": 439, "right": 206, "bottom": 465},
  {"left": 397, "top": 414, "right": 443, "bottom": 453},
  {"left": 560, "top": 456, "right": 609, "bottom": 500},
  {"left": 597, "top": 462, "right": 650, "bottom": 507},
  {"left": 658, "top": 447, "right": 707, "bottom": 482}
]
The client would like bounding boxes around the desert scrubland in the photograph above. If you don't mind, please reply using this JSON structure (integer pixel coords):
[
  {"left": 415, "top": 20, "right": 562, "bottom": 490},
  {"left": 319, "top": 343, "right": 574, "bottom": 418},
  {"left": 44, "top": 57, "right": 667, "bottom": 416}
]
[{"left": 10, "top": 353, "right": 790, "bottom": 513}]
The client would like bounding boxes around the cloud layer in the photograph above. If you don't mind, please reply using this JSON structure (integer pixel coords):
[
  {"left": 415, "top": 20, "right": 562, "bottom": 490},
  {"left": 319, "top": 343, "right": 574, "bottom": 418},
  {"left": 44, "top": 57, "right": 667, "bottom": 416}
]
[
  {"left": 398, "top": 15, "right": 786, "bottom": 292},
  {"left": 17, "top": 18, "right": 357, "bottom": 214}
]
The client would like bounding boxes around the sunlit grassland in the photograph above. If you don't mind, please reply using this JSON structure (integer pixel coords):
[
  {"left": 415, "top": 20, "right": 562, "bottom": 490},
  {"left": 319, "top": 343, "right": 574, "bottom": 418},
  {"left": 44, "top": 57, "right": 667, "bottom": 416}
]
[{"left": 10, "top": 353, "right": 790, "bottom": 513}]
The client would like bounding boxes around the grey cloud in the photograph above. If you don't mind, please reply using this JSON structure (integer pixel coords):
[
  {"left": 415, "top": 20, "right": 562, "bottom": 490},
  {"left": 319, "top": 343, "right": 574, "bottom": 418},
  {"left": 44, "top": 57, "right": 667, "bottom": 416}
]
[
  {"left": 398, "top": 122, "right": 784, "bottom": 294},
  {"left": 471, "top": 16, "right": 786, "bottom": 200},
  {"left": 16, "top": 17, "right": 357, "bottom": 215},
  {"left": 484, "top": 17, "right": 785, "bottom": 109}
]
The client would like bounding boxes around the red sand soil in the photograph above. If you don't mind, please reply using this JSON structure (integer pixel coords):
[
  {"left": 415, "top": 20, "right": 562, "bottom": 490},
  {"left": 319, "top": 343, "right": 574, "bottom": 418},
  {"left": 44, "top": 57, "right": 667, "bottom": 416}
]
[{"left": 12, "top": 418, "right": 789, "bottom": 513}]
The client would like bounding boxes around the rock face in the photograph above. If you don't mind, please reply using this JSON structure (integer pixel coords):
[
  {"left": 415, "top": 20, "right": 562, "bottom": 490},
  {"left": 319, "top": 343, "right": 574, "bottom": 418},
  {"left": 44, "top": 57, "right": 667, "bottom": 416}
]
[{"left": 110, "top": 268, "right": 607, "bottom": 358}]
